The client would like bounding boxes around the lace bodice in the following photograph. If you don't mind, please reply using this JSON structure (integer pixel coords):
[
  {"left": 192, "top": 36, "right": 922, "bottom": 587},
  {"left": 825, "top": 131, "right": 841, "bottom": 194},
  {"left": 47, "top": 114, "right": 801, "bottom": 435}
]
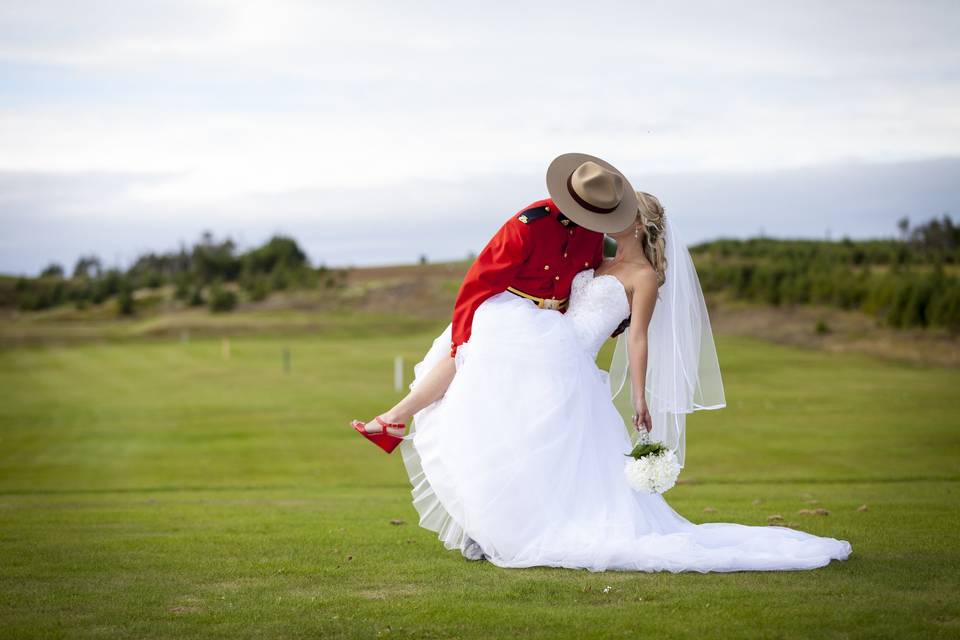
[{"left": 566, "top": 269, "right": 630, "bottom": 358}]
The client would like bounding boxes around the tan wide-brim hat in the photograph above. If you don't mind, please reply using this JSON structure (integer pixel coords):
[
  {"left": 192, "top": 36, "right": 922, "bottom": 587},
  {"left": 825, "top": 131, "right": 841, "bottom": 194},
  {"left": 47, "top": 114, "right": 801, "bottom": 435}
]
[{"left": 546, "top": 153, "right": 638, "bottom": 233}]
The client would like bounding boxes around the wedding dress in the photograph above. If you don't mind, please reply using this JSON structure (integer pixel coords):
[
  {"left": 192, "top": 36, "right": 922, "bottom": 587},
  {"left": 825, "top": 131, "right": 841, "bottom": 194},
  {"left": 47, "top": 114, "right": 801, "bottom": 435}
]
[{"left": 399, "top": 269, "right": 852, "bottom": 572}]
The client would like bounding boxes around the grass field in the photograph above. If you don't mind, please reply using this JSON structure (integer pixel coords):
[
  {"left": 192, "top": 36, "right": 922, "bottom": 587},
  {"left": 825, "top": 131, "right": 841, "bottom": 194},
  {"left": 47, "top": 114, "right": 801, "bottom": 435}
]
[{"left": 1, "top": 326, "right": 959, "bottom": 639}]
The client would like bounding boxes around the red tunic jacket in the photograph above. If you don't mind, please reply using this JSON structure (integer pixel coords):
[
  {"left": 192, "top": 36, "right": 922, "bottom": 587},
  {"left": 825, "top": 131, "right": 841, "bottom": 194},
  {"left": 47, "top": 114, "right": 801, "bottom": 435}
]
[{"left": 450, "top": 198, "right": 604, "bottom": 357}]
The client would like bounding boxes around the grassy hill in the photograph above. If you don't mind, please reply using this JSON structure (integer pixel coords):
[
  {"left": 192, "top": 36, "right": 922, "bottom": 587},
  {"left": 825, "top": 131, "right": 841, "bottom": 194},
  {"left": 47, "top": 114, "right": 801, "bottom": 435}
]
[
  {"left": 0, "top": 261, "right": 469, "bottom": 346},
  {"left": 3, "top": 256, "right": 958, "bottom": 367},
  {"left": 5, "top": 216, "right": 958, "bottom": 368}
]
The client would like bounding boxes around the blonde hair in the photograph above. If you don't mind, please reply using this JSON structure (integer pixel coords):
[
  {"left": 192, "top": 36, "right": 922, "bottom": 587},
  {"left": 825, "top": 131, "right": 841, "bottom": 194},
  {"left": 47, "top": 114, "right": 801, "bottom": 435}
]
[{"left": 636, "top": 191, "right": 667, "bottom": 287}]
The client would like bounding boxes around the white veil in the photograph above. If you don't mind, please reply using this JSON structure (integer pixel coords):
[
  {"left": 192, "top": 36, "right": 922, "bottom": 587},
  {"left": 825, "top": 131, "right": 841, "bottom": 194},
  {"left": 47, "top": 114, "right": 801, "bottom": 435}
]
[{"left": 608, "top": 216, "right": 726, "bottom": 466}]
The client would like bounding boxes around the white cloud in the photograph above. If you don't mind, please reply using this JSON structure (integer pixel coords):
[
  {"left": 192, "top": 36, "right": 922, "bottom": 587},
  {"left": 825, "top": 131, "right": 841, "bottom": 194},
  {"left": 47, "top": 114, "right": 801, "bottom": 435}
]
[{"left": 0, "top": 0, "right": 958, "bottom": 272}]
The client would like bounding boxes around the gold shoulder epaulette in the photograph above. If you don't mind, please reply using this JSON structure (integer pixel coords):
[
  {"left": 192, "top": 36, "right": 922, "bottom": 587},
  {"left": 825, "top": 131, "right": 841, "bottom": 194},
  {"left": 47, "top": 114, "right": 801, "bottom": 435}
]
[{"left": 517, "top": 204, "right": 552, "bottom": 224}]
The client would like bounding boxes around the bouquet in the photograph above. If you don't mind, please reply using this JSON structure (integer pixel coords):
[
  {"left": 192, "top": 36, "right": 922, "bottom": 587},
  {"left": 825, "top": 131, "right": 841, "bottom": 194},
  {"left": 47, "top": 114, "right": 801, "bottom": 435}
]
[{"left": 623, "top": 430, "right": 681, "bottom": 494}]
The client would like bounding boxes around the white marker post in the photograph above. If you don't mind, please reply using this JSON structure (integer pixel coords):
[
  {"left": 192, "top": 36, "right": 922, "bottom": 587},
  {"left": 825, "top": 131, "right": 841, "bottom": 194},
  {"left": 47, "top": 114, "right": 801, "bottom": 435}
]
[{"left": 394, "top": 356, "right": 404, "bottom": 392}]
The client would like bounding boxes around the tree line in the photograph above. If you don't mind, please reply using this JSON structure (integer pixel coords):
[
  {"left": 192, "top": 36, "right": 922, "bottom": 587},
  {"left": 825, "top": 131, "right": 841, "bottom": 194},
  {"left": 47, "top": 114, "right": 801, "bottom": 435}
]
[
  {"left": 5, "top": 233, "right": 347, "bottom": 315},
  {"left": 690, "top": 215, "right": 960, "bottom": 331},
  {"left": 5, "top": 216, "right": 958, "bottom": 331}
]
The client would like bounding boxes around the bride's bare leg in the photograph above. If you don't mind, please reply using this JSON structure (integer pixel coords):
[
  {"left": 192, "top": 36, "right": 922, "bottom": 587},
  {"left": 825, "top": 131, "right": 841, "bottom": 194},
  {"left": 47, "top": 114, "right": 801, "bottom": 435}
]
[{"left": 362, "top": 355, "right": 456, "bottom": 434}]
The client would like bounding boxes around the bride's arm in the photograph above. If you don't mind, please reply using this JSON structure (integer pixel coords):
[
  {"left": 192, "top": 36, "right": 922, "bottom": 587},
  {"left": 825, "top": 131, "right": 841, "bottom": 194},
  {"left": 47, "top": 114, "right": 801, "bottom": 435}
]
[{"left": 627, "top": 273, "right": 659, "bottom": 432}]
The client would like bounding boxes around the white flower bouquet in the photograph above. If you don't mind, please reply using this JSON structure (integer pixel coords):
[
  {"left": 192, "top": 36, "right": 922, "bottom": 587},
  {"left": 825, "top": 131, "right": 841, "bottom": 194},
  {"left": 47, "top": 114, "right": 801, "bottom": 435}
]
[{"left": 623, "top": 430, "right": 681, "bottom": 494}]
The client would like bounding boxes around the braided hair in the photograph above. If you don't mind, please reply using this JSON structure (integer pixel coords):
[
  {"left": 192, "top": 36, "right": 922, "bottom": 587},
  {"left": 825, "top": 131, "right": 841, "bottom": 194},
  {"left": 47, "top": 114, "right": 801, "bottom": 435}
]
[{"left": 636, "top": 191, "right": 667, "bottom": 287}]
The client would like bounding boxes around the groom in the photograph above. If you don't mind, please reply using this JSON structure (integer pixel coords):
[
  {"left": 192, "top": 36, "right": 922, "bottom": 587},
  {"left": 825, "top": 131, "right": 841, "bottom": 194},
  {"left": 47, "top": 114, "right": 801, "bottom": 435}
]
[{"left": 450, "top": 153, "right": 638, "bottom": 358}]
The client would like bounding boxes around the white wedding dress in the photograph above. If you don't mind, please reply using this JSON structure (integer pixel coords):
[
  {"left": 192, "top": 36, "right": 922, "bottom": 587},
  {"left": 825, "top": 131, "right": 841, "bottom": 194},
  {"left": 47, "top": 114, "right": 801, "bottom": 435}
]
[{"left": 399, "top": 269, "right": 852, "bottom": 572}]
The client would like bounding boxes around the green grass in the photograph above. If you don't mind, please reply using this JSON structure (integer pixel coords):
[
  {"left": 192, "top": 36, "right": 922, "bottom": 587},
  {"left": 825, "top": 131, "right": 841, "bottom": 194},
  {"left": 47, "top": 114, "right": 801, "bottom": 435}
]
[{"left": 1, "top": 330, "right": 959, "bottom": 639}]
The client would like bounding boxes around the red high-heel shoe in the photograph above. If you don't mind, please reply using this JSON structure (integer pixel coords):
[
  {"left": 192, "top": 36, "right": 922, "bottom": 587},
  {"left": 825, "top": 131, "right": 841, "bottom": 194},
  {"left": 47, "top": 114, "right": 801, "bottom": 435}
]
[{"left": 349, "top": 417, "right": 407, "bottom": 454}]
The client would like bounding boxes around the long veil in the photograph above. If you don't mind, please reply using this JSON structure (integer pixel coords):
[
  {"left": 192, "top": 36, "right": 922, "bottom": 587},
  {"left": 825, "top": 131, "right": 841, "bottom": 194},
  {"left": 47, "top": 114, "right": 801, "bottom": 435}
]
[{"left": 608, "top": 216, "right": 726, "bottom": 466}]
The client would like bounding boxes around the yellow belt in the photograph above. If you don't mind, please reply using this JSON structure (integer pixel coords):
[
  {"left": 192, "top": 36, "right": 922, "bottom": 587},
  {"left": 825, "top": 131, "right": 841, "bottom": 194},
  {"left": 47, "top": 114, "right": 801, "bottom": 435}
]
[{"left": 506, "top": 287, "right": 568, "bottom": 311}]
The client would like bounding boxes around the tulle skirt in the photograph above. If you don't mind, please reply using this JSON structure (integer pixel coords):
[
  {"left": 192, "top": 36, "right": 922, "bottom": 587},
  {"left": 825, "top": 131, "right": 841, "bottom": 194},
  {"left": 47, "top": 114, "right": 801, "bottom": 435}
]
[{"left": 399, "top": 292, "right": 852, "bottom": 572}]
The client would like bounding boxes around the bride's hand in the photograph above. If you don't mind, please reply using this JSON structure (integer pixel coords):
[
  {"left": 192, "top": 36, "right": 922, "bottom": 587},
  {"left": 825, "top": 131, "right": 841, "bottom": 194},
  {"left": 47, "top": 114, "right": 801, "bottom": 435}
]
[{"left": 633, "top": 399, "right": 653, "bottom": 433}]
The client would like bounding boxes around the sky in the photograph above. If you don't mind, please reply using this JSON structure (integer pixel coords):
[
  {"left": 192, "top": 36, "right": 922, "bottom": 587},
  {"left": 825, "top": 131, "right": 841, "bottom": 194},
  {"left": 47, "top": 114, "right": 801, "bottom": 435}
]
[{"left": 1, "top": 0, "right": 959, "bottom": 275}]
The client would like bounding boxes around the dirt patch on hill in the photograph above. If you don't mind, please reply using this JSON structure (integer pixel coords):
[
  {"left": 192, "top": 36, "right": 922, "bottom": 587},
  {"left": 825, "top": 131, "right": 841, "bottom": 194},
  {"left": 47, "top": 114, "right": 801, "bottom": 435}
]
[{"left": 708, "top": 295, "right": 960, "bottom": 368}]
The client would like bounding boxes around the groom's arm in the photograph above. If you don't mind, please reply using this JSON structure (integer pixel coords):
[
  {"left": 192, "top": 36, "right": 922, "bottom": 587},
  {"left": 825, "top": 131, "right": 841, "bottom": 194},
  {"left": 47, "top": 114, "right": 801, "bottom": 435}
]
[{"left": 450, "top": 214, "right": 533, "bottom": 357}]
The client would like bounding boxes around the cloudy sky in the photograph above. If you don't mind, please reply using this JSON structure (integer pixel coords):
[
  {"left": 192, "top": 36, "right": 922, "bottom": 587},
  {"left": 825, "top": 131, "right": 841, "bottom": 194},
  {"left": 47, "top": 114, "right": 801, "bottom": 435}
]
[{"left": 1, "top": 0, "right": 958, "bottom": 275}]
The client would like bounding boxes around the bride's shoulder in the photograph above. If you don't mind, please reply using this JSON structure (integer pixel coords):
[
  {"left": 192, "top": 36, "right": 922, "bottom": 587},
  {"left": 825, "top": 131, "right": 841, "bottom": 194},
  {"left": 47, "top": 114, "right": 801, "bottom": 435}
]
[{"left": 625, "top": 263, "right": 658, "bottom": 297}]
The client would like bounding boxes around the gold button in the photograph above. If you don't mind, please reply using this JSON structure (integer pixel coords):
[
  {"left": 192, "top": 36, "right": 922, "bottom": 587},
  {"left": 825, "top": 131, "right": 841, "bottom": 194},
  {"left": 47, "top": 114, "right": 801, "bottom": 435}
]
[
  {"left": 519, "top": 215, "right": 528, "bottom": 223},
  {"left": 543, "top": 265, "right": 550, "bottom": 270},
  {"left": 563, "top": 252, "right": 568, "bottom": 258},
  {"left": 584, "top": 261, "right": 589, "bottom": 267},
  {"left": 545, "top": 206, "right": 550, "bottom": 212},
  {"left": 569, "top": 230, "right": 574, "bottom": 235},
  {"left": 554, "top": 275, "right": 560, "bottom": 281}
]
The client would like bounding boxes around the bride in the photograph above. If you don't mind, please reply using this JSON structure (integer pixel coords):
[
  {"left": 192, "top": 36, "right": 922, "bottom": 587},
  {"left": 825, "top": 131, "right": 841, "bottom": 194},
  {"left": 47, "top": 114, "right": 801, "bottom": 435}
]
[{"left": 351, "top": 179, "right": 852, "bottom": 572}]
